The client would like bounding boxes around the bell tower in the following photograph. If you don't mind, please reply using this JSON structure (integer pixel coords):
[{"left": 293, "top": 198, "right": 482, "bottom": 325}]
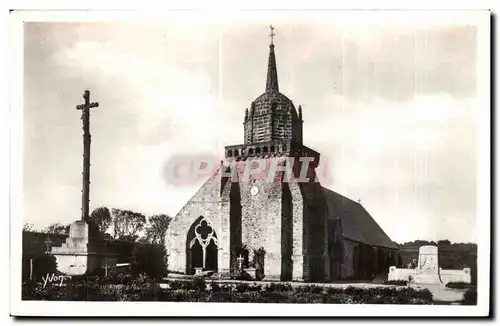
[{"left": 230, "top": 26, "right": 315, "bottom": 165}]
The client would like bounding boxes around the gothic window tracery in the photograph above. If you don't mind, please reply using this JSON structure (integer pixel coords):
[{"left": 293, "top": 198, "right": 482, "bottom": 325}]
[{"left": 189, "top": 218, "right": 218, "bottom": 249}]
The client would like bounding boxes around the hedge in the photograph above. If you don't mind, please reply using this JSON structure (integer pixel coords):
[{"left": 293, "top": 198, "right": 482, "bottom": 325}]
[{"left": 22, "top": 275, "right": 436, "bottom": 304}]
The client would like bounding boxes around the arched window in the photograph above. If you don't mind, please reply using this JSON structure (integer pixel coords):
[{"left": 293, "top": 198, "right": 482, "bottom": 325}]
[
  {"left": 282, "top": 145, "right": 287, "bottom": 152},
  {"left": 241, "top": 149, "right": 245, "bottom": 156},
  {"left": 255, "top": 147, "right": 261, "bottom": 154},
  {"left": 227, "top": 150, "right": 233, "bottom": 157},
  {"left": 234, "top": 149, "right": 239, "bottom": 156},
  {"left": 263, "top": 147, "right": 268, "bottom": 153},
  {"left": 249, "top": 148, "right": 254, "bottom": 155},
  {"left": 270, "top": 145, "right": 275, "bottom": 152}
]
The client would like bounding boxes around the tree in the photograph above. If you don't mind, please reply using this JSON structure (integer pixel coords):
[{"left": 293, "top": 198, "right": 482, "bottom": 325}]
[
  {"left": 23, "top": 223, "right": 35, "bottom": 232},
  {"left": 438, "top": 239, "right": 452, "bottom": 246},
  {"left": 131, "top": 244, "right": 166, "bottom": 281},
  {"left": 87, "top": 207, "right": 113, "bottom": 234},
  {"left": 23, "top": 253, "right": 58, "bottom": 281},
  {"left": 44, "top": 223, "right": 70, "bottom": 235},
  {"left": 111, "top": 209, "right": 146, "bottom": 241},
  {"left": 143, "top": 214, "right": 172, "bottom": 246}
]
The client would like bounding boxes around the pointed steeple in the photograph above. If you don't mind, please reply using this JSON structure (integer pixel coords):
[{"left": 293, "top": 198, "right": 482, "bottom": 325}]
[{"left": 265, "top": 25, "right": 279, "bottom": 93}]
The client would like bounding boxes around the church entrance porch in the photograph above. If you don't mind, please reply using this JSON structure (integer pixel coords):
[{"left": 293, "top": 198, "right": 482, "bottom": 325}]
[{"left": 186, "top": 217, "right": 219, "bottom": 275}]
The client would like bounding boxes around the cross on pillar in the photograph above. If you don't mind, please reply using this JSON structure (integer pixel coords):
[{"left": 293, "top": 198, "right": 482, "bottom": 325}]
[
  {"left": 76, "top": 90, "right": 99, "bottom": 222},
  {"left": 269, "top": 25, "right": 275, "bottom": 45}
]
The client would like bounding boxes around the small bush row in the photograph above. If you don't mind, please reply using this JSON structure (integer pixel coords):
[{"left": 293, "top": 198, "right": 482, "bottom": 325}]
[
  {"left": 445, "top": 282, "right": 473, "bottom": 289},
  {"left": 384, "top": 280, "right": 409, "bottom": 286},
  {"left": 22, "top": 274, "right": 436, "bottom": 304}
]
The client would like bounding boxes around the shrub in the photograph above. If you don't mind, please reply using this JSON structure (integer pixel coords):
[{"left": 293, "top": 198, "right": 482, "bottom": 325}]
[
  {"left": 266, "top": 283, "right": 292, "bottom": 292},
  {"left": 446, "top": 282, "right": 472, "bottom": 289},
  {"left": 180, "top": 278, "right": 206, "bottom": 291},
  {"left": 31, "top": 254, "right": 58, "bottom": 281},
  {"left": 235, "top": 270, "right": 253, "bottom": 281},
  {"left": 192, "top": 277, "right": 207, "bottom": 292},
  {"left": 248, "top": 283, "right": 262, "bottom": 292},
  {"left": 169, "top": 280, "right": 182, "bottom": 290},
  {"left": 87, "top": 266, "right": 105, "bottom": 277},
  {"left": 235, "top": 283, "right": 251, "bottom": 292},
  {"left": 254, "top": 247, "right": 266, "bottom": 281},
  {"left": 131, "top": 244, "right": 166, "bottom": 281},
  {"left": 326, "top": 287, "right": 341, "bottom": 295},
  {"left": 209, "top": 281, "right": 221, "bottom": 292},
  {"left": 310, "top": 286, "right": 323, "bottom": 294},
  {"left": 384, "top": 280, "right": 408, "bottom": 286},
  {"left": 462, "top": 288, "right": 477, "bottom": 305},
  {"left": 21, "top": 278, "right": 435, "bottom": 304}
]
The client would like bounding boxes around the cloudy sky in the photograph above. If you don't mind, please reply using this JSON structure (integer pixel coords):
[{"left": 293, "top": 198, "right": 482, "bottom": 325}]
[{"left": 22, "top": 12, "right": 483, "bottom": 243}]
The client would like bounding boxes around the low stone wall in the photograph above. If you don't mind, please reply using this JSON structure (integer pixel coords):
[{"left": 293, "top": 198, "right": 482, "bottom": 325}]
[
  {"left": 440, "top": 268, "right": 471, "bottom": 284},
  {"left": 388, "top": 266, "right": 471, "bottom": 284},
  {"left": 388, "top": 266, "right": 417, "bottom": 282}
]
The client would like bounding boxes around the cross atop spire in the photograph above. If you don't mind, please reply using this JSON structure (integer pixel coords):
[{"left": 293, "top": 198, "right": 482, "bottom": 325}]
[
  {"left": 269, "top": 25, "right": 275, "bottom": 45},
  {"left": 265, "top": 25, "right": 279, "bottom": 93}
]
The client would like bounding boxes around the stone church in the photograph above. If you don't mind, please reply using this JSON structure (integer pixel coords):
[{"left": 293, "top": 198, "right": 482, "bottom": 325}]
[{"left": 166, "top": 31, "right": 399, "bottom": 282}]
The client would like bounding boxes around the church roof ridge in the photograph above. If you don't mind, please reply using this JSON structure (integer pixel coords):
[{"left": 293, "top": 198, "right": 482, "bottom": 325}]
[{"left": 322, "top": 186, "right": 399, "bottom": 250}]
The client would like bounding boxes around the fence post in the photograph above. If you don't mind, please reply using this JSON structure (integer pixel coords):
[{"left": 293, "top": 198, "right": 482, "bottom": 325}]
[{"left": 29, "top": 258, "right": 33, "bottom": 280}]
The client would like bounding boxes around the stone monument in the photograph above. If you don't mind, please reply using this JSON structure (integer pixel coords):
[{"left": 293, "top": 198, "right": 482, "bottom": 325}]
[
  {"left": 52, "top": 221, "right": 99, "bottom": 275},
  {"left": 51, "top": 91, "right": 117, "bottom": 275},
  {"left": 388, "top": 245, "right": 472, "bottom": 285},
  {"left": 412, "top": 245, "right": 442, "bottom": 285}
]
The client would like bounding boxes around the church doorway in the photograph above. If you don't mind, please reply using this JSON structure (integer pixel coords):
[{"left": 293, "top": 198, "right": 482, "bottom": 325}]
[{"left": 186, "top": 217, "right": 219, "bottom": 275}]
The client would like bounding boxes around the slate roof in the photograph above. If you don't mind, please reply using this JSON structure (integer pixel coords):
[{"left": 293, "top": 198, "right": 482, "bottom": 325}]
[{"left": 322, "top": 187, "right": 399, "bottom": 250}]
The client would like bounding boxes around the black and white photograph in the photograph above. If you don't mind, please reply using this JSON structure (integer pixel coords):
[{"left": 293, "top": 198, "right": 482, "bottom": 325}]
[{"left": 9, "top": 9, "right": 490, "bottom": 317}]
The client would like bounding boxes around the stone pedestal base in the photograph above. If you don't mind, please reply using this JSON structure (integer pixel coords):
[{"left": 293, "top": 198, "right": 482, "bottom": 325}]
[
  {"left": 412, "top": 273, "right": 443, "bottom": 285},
  {"left": 52, "top": 221, "right": 92, "bottom": 275},
  {"left": 51, "top": 220, "right": 116, "bottom": 276}
]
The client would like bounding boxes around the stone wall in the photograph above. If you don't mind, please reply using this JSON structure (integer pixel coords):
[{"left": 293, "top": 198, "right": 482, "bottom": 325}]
[
  {"left": 232, "top": 157, "right": 308, "bottom": 281},
  {"left": 165, "top": 167, "right": 230, "bottom": 274},
  {"left": 388, "top": 266, "right": 417, "bottom": 282},
  {"left": 299, "top": 181, "right": 327, "bottom": 282},
  {"left": 237, "top": 161, "right": 284, "bottom": 280},
  {"left": 388, "top": 266, "right": 471, "bottom": 284},
  {"left": 440, "top": 268, "right": 472, "bottom": 284},
  {"left": 342, "top": 239, "right": 356, "bottom": 279}
]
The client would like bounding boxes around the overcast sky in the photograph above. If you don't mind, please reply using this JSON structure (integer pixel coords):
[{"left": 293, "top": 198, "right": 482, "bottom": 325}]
[{"left": 22, "top": 13, "right": 481, "bottom": 243}]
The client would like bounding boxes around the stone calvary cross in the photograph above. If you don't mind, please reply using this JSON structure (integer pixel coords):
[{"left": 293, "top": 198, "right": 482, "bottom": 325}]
[{"left": 76, "top": 90, "right": 99, "bottom": 221}]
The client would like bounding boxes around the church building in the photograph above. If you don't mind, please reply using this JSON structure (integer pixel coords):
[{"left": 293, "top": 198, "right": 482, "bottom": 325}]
[{"left": 165, "top": 28, "right": 399, "bottom": 282}]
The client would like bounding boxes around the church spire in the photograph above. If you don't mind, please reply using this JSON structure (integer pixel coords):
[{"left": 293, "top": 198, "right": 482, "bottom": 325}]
[{"left": 265, "top": 25, "right": 279, "bottom": 93}]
